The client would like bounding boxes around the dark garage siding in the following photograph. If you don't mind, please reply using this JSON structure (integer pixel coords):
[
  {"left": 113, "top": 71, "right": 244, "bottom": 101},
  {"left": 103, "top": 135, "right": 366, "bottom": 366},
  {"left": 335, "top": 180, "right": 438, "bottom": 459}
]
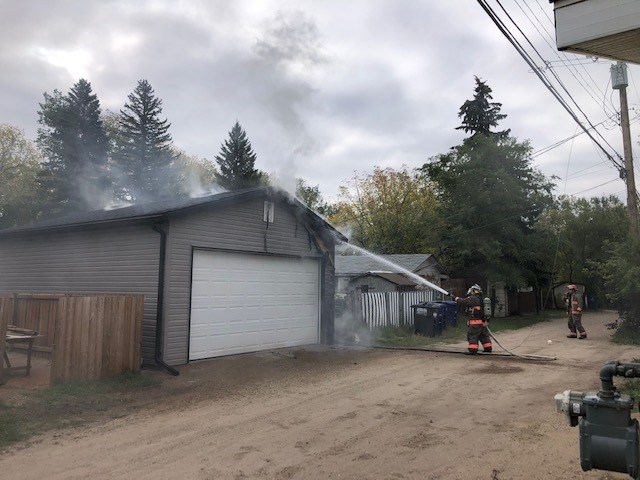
[{"left": 0, "top": 223, "right": 161, "bottom": 361}]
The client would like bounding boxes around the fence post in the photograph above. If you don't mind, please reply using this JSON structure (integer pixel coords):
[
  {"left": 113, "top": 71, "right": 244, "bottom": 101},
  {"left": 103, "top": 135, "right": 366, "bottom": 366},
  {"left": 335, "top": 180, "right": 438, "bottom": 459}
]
[
  {"left": 385, "top": 292, "right": 392, "bottom": 327},
  {"left": 399, "top": 293, "right": 405, "bottom": 326}
]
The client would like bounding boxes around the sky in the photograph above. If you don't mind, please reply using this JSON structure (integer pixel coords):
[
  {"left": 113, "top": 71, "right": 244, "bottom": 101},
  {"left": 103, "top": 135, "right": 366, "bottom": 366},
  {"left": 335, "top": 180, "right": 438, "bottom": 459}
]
[{"left": 1, "top": 0, "right": 639, "bottom": 203}]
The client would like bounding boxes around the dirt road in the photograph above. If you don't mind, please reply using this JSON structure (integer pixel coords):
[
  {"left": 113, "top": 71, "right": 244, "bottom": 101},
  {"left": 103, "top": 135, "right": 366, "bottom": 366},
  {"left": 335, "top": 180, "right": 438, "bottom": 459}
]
[{"left": 1, "top": 311, "right": 636, "bottom": 479}]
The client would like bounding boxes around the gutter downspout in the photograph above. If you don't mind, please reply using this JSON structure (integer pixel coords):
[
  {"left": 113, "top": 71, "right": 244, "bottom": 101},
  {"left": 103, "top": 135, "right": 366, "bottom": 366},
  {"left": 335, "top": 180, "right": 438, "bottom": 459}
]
[{"left": 152, "top": 223, "right": 180, "bottom": 376}]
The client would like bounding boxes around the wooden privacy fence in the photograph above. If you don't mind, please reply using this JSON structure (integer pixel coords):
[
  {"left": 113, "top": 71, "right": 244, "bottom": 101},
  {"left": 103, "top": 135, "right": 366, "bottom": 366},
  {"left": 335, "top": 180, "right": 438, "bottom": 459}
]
[
  {"left": 0, "top": 294, "right": 144, "bottom": 385},
  {"left": 347, "top": 290, "right": 436, "bottom": 329}
]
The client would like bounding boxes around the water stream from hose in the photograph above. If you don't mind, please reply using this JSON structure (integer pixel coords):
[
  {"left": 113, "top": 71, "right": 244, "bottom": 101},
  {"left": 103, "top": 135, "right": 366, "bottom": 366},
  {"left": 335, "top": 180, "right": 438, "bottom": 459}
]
[{"left": 338, "top": 243, "right": 450, "bottom": 296}]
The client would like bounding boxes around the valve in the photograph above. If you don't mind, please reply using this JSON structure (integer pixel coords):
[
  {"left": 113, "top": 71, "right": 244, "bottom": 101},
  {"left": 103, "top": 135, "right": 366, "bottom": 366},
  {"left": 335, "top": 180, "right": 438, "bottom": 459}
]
[{"left": 555, "top": 361, "right": 640, "bottom": 478}]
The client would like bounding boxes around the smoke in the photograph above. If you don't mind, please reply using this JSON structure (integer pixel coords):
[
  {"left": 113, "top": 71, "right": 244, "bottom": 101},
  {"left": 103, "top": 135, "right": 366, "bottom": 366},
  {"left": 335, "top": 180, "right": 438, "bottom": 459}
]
[
  {"left": 254, "top": 10, "right": 326, "bottom": 69},
  {"left": 88, "top": 153, "right": 227, "bottom": 211},
  {"left": 334, "top": 295, "right": 375, "bottom": 346},
  {"left": 253, "top": 10, "right": 325, "bottom": 185}
]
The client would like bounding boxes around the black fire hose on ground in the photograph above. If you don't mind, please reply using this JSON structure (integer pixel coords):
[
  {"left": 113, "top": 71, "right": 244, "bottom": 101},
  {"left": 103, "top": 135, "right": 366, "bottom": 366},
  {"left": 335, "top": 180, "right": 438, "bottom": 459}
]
[
  {"left": 336, "top": 314, "right": 557, "bottom": 361},
  {"left": 339, "top": 336, "right": 556, "bottom": 362},
  {"left": 486, "top": 326, "right": 556, "bottom": 361}
]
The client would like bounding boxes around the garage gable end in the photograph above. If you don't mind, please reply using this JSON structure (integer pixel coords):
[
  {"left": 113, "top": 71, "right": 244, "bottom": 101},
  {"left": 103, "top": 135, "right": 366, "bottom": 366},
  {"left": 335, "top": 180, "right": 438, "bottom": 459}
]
[{"left": 163, "top": 194, "right": 334, "bottom": 365}]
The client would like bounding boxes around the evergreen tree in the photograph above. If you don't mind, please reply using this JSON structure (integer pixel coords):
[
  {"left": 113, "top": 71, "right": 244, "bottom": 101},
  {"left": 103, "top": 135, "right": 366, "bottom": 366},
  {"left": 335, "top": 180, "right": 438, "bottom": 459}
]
[
  {"left": 37, "top": 79, "right": 110, "bottom": 213},
  {"left": 456, "top": 76, "right": 510, "bottom": 140},
  {"left": 424, "top": 79, "right": 554, "bottom": 288},
  {"left": 214, "top": 122, "right": 267, "bottom": 190},
  {"left": 114, "top": 79, "right": 181, "bottom": 202}
]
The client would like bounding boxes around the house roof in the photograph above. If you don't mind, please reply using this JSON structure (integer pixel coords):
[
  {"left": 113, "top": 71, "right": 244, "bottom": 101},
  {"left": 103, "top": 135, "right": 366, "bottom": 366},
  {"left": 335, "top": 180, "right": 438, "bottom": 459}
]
[
  {"left": 358, "top": 272, "right": 417, "bottom": 286},
  {"left": 0, "top": 186, "right": 347, "bottom": 241},
  {"left": 335, "top": 253, "right": 435, "bottom": 276}
]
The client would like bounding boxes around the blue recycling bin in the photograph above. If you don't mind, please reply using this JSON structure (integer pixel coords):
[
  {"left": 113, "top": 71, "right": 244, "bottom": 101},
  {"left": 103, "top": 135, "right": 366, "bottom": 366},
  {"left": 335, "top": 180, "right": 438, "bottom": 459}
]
[
  {"left": 442, "top": 300, "right": 459, "bottom": 327},
  {"left": 411, "top": 302, "right": 445, "bottom": 337}
]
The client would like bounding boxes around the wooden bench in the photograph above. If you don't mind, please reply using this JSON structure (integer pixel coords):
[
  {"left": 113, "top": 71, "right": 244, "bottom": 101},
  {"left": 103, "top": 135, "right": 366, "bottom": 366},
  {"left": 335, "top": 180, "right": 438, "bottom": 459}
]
[{"left": 4, "top": 325, "right": 39, "bottom": 376}]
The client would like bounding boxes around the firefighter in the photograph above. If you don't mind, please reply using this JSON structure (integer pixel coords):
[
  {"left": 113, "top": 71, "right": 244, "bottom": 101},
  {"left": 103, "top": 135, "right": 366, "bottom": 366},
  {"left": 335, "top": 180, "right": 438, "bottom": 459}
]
[
  {"left": 565, "top": 284, "right": 587, "bottom": 339},
  {"left": 453, "top": 284, "right": 492, "bottom": 354}
]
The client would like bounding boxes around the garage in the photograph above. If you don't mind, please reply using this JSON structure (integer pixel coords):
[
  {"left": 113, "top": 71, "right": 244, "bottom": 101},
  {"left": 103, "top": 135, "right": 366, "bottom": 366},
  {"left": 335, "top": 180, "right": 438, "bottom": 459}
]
[
  {"left": 0, "top": 186, "right": 343, "bottom": 367},
  {"left": 189, "top": 250, "right": 320, "bottom": 360}
]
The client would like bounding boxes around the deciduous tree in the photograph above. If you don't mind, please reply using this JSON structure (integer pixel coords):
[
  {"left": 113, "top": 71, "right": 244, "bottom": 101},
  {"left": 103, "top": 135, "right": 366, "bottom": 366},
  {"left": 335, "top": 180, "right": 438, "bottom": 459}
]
[
  {"left": 295, "top": 178, "right": 335, "bottom": 216},
  {"left": 538, "top": 195, "right": 629, "bottom": 305},
  {"left": 331, "top": 166, "right": 440, "bottom": 254},
  {"left": 0, "top": 124, "right": 43, "bottom": 228}
]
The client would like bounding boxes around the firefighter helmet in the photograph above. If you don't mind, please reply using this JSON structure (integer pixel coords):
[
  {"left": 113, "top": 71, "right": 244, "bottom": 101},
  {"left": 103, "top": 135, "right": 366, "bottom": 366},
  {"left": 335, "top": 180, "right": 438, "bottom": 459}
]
[{"left": 467, "top": 284, "right": 482, "bottom": 296}]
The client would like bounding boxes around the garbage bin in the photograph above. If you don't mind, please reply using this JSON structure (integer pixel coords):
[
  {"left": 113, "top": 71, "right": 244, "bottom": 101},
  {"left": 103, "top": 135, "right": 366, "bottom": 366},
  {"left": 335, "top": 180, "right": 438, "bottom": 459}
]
[
  {"left": 411, "top": 302, "right": 445, "bottom": 337},
  {"left": 442, "top": 300, "right": 458, "bottom": 327}
]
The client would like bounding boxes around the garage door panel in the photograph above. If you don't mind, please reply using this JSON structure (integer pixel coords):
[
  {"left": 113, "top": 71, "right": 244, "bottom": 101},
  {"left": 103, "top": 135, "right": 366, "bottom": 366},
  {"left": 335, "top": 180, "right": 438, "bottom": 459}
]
[{"left": 189, "top": 251, "right": 320, "bottom": 360}]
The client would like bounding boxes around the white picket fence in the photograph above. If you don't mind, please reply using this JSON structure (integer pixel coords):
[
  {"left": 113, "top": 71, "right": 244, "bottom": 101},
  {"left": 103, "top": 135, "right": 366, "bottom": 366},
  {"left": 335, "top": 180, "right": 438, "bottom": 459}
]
[{"left": 348, "top": 290, "right": 437, "bottom": 330}]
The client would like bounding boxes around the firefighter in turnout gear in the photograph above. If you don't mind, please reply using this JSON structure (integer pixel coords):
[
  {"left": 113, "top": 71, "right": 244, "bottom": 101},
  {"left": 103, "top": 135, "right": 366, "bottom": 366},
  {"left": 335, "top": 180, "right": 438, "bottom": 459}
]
[
  {"left": 564, "top": 284, "right": 587, "bottom": 339},
  {"left": 453, "top": 284, "right": 492, "bottom": 354}
]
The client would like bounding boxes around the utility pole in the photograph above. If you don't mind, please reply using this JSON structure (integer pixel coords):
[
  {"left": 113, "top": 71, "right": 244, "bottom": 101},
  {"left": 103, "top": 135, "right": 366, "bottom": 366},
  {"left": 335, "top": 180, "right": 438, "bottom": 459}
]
[{"left": 611, "top": 61, "right": 640, "bottom": 239}]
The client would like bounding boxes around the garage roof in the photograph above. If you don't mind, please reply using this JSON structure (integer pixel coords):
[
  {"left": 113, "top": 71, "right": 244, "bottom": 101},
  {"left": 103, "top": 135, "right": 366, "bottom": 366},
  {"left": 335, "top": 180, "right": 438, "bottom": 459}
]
[{"left": 1, "top": 186, "right": 347, "bottom": 241}]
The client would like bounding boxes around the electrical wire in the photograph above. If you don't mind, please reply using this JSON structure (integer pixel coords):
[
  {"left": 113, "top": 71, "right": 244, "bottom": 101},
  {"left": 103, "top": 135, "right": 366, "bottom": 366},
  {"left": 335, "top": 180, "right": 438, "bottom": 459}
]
[
  {"left": 567, "top": 178, "right": 620, "bottom": 196},
  {"left": 477, "top": 0, "right": 625, "bottom": 173},
  {"left": 532, "top": 0, "right": 619, "bottom": 116},
  {"left": 513, "top": 0, "right": 616, "bottom": 118},
  {"left": 531, "top": 114, "right": 617, "bottom": 158}
]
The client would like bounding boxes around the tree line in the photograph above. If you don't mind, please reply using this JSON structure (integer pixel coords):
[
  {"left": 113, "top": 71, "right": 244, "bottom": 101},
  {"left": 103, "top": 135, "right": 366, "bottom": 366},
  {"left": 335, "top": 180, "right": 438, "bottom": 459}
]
[
  {"left": 330, "top": 77, "right": 634, "bottom": 320},
  {"left": 1, "top": 78, "right": 269, "bottom": 223},
  {"left": 1, "top": 76, "right": 638, "bottom": 321}
]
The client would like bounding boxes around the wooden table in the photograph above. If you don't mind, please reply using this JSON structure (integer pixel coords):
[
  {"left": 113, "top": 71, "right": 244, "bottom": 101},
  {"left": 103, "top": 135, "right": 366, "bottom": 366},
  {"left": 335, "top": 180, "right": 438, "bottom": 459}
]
[{"left": 4, "top": 332, "right": 39, "bottom": 376}]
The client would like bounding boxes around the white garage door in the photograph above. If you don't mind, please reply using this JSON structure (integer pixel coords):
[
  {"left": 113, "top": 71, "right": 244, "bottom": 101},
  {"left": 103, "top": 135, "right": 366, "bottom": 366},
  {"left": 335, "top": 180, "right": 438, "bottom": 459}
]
[{"left": 189, "top": 250, "right": 321, "bottom": 360}]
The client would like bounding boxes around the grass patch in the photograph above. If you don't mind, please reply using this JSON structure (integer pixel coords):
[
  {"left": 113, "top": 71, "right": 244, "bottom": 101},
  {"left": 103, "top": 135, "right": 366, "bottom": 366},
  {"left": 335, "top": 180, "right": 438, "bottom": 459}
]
[
  {"left": 620, "top": 378, "right": 640, "bottom": 400},
  {"left": 0, "top": 401, "right": 22, "bottom": 444},
  {"left": 619, "top": 359, "right": 640, "bottom": 399},
  {"left": 0, "top": 372, "right": 160, "bottom": 447},
  {"left": 611, "top": 320, "right": 640, "bottom": 345}
]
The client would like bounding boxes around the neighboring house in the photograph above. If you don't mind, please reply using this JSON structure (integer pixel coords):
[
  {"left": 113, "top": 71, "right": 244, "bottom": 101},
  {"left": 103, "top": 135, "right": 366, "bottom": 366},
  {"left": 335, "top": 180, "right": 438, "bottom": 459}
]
[
  {"left": 0, "top": 187, "right": 345, "bottom": 366},
  {"left": 348, "top": 272, "right": 419, "bottom": 293},
  {"left": 335, "top": 252, "right": 448, "bottom": 294}
]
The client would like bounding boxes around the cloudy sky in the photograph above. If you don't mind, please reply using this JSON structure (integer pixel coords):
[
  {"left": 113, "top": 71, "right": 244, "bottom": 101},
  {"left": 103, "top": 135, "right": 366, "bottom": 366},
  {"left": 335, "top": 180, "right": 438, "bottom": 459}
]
[{"left": 2, "top": 0, "right": 639, "bottom": 202}]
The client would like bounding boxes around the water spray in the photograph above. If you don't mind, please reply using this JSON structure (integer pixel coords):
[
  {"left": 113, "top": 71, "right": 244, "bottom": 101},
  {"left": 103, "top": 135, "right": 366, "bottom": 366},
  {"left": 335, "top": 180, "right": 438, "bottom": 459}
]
[
  {"left": 339, "top": 242, "right": 450, "bottom": 296},
  {"left": 335, "top": 241, "right": 554, "bottom": 361}
]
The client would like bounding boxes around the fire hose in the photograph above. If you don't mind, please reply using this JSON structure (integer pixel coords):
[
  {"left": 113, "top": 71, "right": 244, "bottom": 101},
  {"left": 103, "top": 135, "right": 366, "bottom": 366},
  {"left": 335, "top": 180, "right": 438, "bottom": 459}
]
[
  {"left": 346, "top": 325, "right": 556, "bottom": 362},
  {"left": 486, "top": 326, "right": 556, "bottom": 361}
]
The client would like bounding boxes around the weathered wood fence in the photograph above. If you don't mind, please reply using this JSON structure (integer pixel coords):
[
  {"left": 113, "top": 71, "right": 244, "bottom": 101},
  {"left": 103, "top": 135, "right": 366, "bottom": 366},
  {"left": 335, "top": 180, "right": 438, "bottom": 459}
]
[
  {"left": 0, "top": 294, "right": 144, "bottom": 385},
  {"left": 347, "top": 290, "right": 436, "bottom": 329}
]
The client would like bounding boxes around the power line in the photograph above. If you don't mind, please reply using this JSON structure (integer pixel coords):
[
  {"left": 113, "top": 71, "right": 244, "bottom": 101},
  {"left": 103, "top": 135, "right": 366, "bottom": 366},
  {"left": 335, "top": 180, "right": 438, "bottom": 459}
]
[
  {"left": 477, "top": 0, "right": 625, "bottom": 173},
  {"left": 492, "top": 0, "right": 623, "bottom": 164},
  {"left": 513, "top": 0, "right": 616, "bottom": 118},
  {"left": 531, "top": 0, "right": 617, "bottom": 115},
  {"left": 567, "top": 177, "right": 620, "bottom": 196},
  {"left": 531, "top": 113, "right": 617, "bottom": 158}
]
